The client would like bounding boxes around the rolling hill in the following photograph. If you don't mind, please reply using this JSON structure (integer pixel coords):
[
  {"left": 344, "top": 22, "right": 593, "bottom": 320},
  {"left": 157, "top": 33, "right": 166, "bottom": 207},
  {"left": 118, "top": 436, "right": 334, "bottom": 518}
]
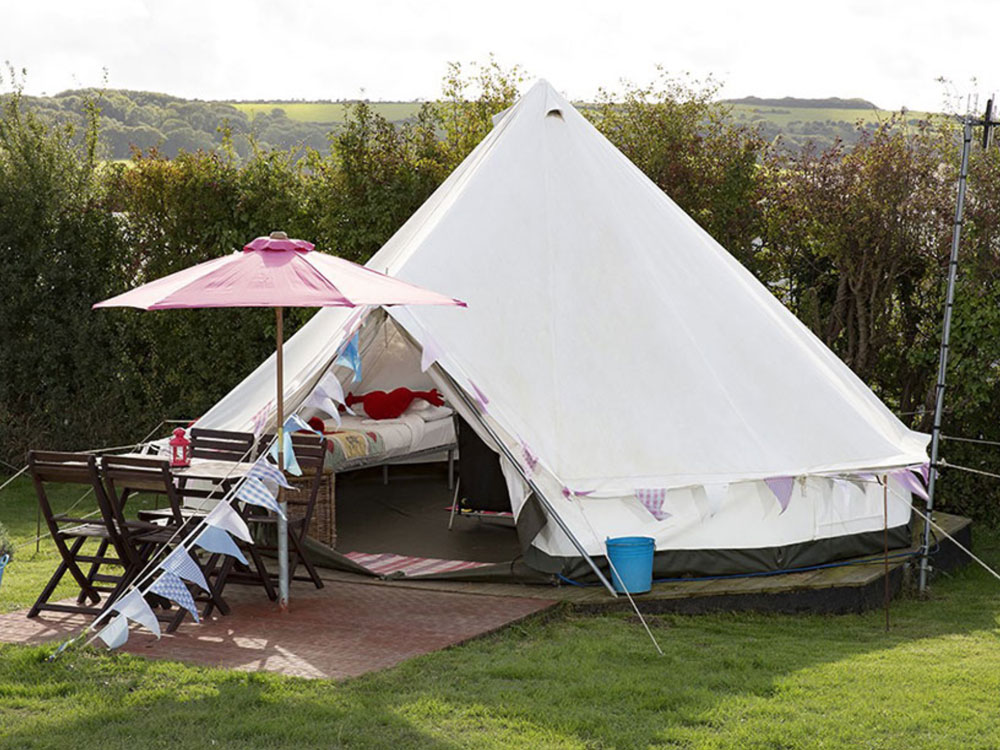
[{"left": 8, "top": 89, "right": 935, "bottom": 160}]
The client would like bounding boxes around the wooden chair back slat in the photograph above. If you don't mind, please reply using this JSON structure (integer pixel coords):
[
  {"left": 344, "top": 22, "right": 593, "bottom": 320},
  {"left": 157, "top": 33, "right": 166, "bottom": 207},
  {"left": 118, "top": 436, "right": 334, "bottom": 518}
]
[{"left": 190, "top": 428, "right": 254, "bottom": 462}]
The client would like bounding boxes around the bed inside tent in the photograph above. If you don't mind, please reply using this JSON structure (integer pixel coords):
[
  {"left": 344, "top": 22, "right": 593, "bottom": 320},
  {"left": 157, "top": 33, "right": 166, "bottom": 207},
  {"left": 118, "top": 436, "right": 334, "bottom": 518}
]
[{"left": 288, "top": 310, "right": 537, "bottom": 581}]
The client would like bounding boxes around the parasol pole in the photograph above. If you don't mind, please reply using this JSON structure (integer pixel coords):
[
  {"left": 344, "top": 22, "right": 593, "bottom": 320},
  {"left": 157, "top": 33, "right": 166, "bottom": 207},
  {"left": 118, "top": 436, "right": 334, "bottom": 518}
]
[{"left": 276, "top": 306, "right": 289, "bottom": 611}]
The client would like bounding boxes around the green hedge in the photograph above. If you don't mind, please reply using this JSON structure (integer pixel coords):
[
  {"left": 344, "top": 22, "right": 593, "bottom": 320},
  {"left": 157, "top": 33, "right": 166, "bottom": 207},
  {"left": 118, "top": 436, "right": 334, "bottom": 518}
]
[{"left": 3, "top": 65, "right": 1000, "bottom": 525}]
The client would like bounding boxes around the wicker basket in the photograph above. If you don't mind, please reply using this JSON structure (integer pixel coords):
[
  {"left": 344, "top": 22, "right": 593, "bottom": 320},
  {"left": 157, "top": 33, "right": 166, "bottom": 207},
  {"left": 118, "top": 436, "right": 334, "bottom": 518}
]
[{"left": 283, "top": 469, "right": 335, "bottom": 548}]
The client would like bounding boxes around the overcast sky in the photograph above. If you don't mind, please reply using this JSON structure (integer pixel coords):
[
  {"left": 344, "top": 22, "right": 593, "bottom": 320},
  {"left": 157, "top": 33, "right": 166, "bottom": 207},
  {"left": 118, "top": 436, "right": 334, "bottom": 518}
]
[{"left": 3, "top": 0, "right": 997, "bottom": 112}]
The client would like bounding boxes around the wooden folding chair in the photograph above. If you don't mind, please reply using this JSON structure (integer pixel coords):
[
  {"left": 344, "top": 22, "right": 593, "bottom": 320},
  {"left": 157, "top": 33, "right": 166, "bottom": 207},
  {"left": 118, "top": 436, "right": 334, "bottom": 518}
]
[
  {"left": 222, "top": 432, "right": 326, "bottom": 593},
  {"left": 190, "top": 428, "right": 256, "bottom": 463},
  {"left": 27, "top": 451, "right": 132, "bottom": 618},
  {"left": 100, "top": 454, "right": 224, "bottom": 631}
]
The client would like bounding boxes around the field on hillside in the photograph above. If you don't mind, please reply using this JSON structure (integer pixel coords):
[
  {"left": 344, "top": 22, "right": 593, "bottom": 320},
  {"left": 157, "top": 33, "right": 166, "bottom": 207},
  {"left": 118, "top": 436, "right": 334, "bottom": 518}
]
[
  {"left": 226, "top": 99, "right": 932, "bottom": 128},
  {"left": 228, "top": 101, "right": 423, "bottom": 123},
  {"left": 726, "top": 102, "right": 932, "bottom": 127}
]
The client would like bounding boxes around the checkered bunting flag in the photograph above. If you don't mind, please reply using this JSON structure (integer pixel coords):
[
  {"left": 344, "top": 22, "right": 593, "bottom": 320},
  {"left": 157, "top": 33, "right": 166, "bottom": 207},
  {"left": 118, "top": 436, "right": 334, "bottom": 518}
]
[
  {"left": 236, "top": 476, "right": 286, "bottom": 518},
  {"left": 635, "top": 489, "right": 671, "bottom": 521},
  {"left": 159, "top": 546, "right": 209, "bottom": 592},
  {"left": 148, "top": 570, "right": 200, "bottom": 623},
  {"left": 250, "top": 401, "right": 271, "bottom": 438},
  {"left": 247, "top": 459, "right": 294, "bottom": 490}
]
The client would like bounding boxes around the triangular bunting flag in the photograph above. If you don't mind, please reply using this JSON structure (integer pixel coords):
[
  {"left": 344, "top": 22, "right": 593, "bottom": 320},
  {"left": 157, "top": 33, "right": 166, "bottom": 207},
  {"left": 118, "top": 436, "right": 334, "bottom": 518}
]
[
  {"left": 318, "top": 372, "right": 345, "bottom": 404},
  {"left": 247, "top": 460, "right": 293, "bottom": 490},
  {"left": 195, "top": 525, "right": 248, "bottom": 566},
  {"left": 96, "top": 613, "right": 129, "bottom": 650},
  {"left": 284, "top": 414, "right": 319, "bottom": 434},
  {"left": 148, "top": 570, "right": 200, "bottom": 623},
  {"left": 635, "top": 489, "right": 671, "bottom": 521},
  {"left": 832, "top": 478, "right": 854, "bottom": 505},
  {"left": 111, "top": 589, "right": 161, "bottom": 638},
  {"left": 892, "top": 468, "right": 929, "bottom": 501},
  {"left": 303, "top": 385, "right": 340, "bottom": 425},
  {"left": 335, "top": 333, "right": 362, "bottom": 383},
  {"left": 470, "top": 381, "right": 489, "bottom": 411},
  {"left": 237, "top": 476, "right": 286, "bottom": 517},
  {"left": 268, "top": 431, "right": 301, "bottom": 476},
  {"left": 764, "top": 476, "right": 795, "bottom": 515},
  {"left": 206, "top": 502, "right": 252, "bottom": 543},
  {"left": 250, "top": 401, "right": 271, "bottom": 438},
  {"left": 159, "top": 546, "right": 209, "bottom": 592},
  {"left": 420, "top": 336, "right": 444, "bottom": 373},
  {"left": 520, "top": 442, "right": 538, "bottom": 475},
  {"left": 913, "top": 462, "right": 931, "bottom": 485},
  {"left": 704, "top": 483, "right": 729, "bottom": 517}
]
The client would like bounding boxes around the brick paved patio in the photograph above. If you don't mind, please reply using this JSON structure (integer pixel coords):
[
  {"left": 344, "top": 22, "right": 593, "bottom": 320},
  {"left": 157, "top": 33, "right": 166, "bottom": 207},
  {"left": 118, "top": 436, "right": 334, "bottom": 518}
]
[{"left": 0, "top": 580, "right": 555, "bottom": 680}]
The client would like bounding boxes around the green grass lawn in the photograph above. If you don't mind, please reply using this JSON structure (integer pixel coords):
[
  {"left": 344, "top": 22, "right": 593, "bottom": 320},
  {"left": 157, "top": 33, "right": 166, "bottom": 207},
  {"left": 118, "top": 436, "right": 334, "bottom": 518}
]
[{"left": 1, "top": 473, "right": 999, "bottom": 749}]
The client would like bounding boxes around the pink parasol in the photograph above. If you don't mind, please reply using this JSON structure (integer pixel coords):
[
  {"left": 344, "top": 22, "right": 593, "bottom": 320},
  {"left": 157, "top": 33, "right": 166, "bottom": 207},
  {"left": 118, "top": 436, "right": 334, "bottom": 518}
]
[{"left": 95, "top": 232, "right": 465, "bottom": 609}]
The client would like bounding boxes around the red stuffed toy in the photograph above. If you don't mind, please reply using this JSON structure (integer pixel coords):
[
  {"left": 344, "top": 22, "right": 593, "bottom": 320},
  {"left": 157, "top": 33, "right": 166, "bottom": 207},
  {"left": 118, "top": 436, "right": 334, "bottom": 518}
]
[{"left": 346, "top": 388, "right": 444, "bottom": 420}]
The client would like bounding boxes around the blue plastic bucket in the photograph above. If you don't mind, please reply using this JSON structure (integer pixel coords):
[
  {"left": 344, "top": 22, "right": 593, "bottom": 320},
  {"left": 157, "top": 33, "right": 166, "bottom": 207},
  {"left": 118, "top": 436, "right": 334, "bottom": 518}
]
[
  {"left": 0, "top": 554, "right": 8, "bottom": 590},
  {"left": 606, "top": 536, "right": 655, "bottom": 594}
]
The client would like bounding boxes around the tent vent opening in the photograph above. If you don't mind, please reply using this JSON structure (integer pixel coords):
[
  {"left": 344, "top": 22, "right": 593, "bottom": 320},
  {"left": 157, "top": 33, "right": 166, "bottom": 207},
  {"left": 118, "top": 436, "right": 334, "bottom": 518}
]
[{"left": 545, "top": 108, "right": 564, "bottom": 119}]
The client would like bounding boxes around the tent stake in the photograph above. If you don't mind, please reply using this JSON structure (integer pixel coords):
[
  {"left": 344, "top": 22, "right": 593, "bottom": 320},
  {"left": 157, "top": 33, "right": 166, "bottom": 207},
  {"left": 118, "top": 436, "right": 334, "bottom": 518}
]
[{"left": 434, "top": 366, "right": 619, "bottom": 597}]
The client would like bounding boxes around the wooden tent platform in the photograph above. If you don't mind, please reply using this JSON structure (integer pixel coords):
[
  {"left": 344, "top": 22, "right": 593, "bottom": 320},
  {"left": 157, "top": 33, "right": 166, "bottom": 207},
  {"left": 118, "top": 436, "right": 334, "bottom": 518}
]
[{"left": 319, "top": 512, "right": 972, "bottom": 615}]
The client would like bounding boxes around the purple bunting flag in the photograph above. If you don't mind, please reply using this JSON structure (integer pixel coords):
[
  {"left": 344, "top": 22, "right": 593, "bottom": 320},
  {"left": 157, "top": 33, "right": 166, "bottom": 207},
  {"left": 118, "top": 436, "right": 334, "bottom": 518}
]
[
  {"left": 520, "top": 442, "right": 539, "bottom": 475},
  {"left": 250, "top": 401, "right": 271, "bottom": 438},
  {"left": 892, "top": 468, "right": 929, "bottom": 501},
  {"left": 765, "top": 476, "right": 795, "bottom": 515},
  {"left": 420, "top": 335, "right": 444, "bottom": 373},
  {"left": 635, "top": 489, "right": 671, "bottom": 521},
  {"left": 470, "top": 381, "right": 489, "bottom": 412},
  {"left": 148, "top": 570, "right": 200, "bottom": 622}
]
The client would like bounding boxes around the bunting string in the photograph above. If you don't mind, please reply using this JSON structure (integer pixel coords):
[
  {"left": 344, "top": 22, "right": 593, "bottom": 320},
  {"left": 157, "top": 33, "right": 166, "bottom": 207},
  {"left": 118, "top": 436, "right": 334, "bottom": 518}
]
[{"left": 75, "top": 430, "right": 285, "bottom": 654}]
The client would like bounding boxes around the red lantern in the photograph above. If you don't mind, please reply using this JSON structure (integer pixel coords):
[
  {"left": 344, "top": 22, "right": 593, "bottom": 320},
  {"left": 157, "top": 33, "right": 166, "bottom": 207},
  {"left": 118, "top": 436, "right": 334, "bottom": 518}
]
[{"left": 169, "top": 427, "right": 191, "bottom": 468}]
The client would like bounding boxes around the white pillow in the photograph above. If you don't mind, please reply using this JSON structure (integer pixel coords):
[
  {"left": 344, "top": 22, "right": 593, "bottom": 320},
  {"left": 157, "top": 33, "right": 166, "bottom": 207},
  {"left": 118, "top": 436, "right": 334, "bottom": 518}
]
[{"left": 410, "top": 404, "right": 454, "bottom": 422}]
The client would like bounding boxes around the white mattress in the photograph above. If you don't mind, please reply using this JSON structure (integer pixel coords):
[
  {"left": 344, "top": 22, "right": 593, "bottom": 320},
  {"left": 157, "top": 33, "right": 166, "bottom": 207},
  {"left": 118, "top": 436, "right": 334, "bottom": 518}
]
[{"left": 335, "top": 412, "right": 455, "bottom": 460}]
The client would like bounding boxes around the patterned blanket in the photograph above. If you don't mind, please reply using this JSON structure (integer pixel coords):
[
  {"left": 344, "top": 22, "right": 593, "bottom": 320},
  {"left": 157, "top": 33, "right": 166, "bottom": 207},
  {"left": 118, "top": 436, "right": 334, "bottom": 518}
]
[{"left": 323, "top": 429, "right": 385, "bottom": 469}]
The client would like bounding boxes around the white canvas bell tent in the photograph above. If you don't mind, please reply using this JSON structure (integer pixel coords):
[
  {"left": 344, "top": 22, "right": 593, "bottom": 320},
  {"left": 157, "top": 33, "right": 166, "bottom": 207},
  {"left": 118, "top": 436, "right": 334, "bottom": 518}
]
[{"left": 195, "top": 79, "right": 929, "bottom": 582}]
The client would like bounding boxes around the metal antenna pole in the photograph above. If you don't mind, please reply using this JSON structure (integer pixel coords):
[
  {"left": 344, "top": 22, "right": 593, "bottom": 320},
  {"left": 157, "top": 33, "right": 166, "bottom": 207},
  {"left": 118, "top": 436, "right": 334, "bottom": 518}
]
[{"left": 920, "top": 116, "right": 973, "bottom": 594}]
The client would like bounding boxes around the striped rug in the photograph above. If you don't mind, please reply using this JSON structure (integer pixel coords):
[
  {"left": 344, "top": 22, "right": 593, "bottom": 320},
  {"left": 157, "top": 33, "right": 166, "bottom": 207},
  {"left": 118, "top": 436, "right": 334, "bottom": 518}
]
[{"left": 344, "top": 551, "right": 494, "bottom": 577}]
